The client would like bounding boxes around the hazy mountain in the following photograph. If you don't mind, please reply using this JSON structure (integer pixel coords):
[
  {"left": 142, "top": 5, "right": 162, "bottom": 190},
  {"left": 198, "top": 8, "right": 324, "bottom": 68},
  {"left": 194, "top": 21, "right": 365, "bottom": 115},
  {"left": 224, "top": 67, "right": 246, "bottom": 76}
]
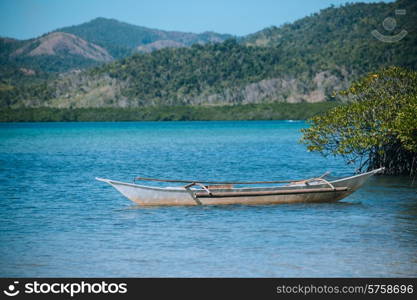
[
  {"left": 0, "top": 17, "right": 233, "bottom": 75},
  {"left": 57, "top": 17, "right": 233, "bottom": 58}
]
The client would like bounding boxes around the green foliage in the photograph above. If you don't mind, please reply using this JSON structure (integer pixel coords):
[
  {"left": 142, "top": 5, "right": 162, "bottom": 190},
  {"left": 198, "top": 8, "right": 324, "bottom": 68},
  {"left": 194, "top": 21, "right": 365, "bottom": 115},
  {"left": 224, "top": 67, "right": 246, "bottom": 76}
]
[
  {"left": 0, "top": 102, "right": 339, "bottom": 122},
  {"left": 15, "top": 55, "right": 101, "bottom": 73},
  {"left": 244, "top": 0, "right": 417, "bottom": 74},
  {"left": 301, "top": 66, "right": 417, "bottom": 175},
  {"left": 94, "top": 39, "right": 286, "bottom": 104}
]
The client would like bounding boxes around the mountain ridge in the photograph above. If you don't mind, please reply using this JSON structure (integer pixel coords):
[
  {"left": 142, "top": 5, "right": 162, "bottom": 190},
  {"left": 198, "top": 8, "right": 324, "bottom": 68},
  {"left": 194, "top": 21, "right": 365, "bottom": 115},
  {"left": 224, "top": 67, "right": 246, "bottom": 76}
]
[
  {"left": 0, "top": 17, "right": 233, "bottom": 75},
  {"left": 1, "top": 0, "right": 416, "bottom": 109},
  {"left": 57, "top": 17, "right": 233, "bottom": 58}
]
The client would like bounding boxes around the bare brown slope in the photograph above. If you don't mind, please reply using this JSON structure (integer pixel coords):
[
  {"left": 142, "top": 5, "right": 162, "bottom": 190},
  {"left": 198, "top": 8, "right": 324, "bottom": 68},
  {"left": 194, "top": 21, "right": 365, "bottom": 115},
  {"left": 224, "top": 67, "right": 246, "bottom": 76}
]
[{"left": 13, "top": 32, "right": 113, "bottom": 62}]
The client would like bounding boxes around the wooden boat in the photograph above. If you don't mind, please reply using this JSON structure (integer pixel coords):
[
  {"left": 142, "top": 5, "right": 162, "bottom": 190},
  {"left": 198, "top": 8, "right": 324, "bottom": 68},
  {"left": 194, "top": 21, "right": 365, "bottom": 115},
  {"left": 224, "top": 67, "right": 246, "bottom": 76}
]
[{"left": 96, "top": 168, "right": 384, "bottom": 206}]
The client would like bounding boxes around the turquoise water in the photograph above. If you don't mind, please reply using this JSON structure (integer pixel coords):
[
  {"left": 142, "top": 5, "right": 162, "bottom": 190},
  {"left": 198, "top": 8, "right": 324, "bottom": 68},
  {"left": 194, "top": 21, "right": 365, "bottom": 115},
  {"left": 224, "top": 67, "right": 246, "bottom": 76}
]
[{"left": 0, "top": 121, "right": 416, "bottom": 277}]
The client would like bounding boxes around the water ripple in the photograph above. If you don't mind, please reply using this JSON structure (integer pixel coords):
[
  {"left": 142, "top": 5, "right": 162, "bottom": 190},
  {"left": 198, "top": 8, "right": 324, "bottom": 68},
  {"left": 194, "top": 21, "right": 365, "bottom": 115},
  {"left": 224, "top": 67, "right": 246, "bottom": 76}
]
[{"left": 0, "top": 121, "right": 416, "bottom": 277}]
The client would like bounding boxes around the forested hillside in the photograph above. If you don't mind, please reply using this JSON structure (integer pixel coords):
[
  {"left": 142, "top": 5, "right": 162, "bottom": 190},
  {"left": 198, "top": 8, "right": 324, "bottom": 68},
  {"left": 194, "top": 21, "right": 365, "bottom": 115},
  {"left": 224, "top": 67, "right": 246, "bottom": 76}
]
[
  {"left": 243, "top": 0, "right": 416, "bottom": 72},
  {"left": 1, "top": 0, "right": 416, "bottom": 110}
]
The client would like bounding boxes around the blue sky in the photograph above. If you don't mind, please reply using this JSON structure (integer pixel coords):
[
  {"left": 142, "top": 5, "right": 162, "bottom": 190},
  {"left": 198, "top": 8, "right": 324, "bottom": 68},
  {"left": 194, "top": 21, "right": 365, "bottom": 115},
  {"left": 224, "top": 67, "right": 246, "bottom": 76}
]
[{"left": 0, "top": 0, "right": 388, "bottom": 39}]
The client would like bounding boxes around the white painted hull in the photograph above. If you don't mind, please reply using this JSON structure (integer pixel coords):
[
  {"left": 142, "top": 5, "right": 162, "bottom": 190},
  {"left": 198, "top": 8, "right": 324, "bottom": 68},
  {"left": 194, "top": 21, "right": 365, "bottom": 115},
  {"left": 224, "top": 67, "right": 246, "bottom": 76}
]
[{"left": 96, "top": 168, "right": 383, "bottom": 206}]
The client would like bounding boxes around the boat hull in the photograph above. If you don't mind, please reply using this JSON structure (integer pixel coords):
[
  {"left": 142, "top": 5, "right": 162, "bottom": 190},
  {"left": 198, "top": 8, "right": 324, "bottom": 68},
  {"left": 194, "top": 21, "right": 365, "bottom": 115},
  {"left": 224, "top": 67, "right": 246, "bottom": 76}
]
[
  {"left": 191, "top": 190, "right": 349, "bottom": 205},
  {"left": 96, "top": 168, "right": 382, "bottom": 206}
]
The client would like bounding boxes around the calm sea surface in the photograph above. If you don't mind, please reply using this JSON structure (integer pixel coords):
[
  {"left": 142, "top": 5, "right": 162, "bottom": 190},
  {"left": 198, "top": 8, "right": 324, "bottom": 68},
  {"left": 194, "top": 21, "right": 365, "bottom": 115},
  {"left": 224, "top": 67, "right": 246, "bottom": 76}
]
[{"left": 0, "top": 121, "right": 416, "bottom": 277}]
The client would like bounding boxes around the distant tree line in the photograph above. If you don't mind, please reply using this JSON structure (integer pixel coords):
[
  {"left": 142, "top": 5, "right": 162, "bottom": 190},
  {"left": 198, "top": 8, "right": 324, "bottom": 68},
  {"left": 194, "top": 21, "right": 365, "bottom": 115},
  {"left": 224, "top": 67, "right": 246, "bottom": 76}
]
[{"left": 0, "top": 102, "right": 339, "bottom": 122}]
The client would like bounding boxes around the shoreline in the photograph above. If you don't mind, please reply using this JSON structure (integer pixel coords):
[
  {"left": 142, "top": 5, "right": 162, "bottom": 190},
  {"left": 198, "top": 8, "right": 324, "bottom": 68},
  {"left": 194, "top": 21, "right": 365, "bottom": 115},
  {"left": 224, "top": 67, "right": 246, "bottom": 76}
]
[{"left": 0, "top": 102, "right": 340, "bottom": 122}]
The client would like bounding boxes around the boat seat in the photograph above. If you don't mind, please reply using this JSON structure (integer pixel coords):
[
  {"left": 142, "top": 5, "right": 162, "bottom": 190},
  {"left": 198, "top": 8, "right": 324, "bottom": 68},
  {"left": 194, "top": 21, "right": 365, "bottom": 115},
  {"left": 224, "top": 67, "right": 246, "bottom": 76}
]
[{"left": 206, "top": 184, "right": 234, "bottom": 189}]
